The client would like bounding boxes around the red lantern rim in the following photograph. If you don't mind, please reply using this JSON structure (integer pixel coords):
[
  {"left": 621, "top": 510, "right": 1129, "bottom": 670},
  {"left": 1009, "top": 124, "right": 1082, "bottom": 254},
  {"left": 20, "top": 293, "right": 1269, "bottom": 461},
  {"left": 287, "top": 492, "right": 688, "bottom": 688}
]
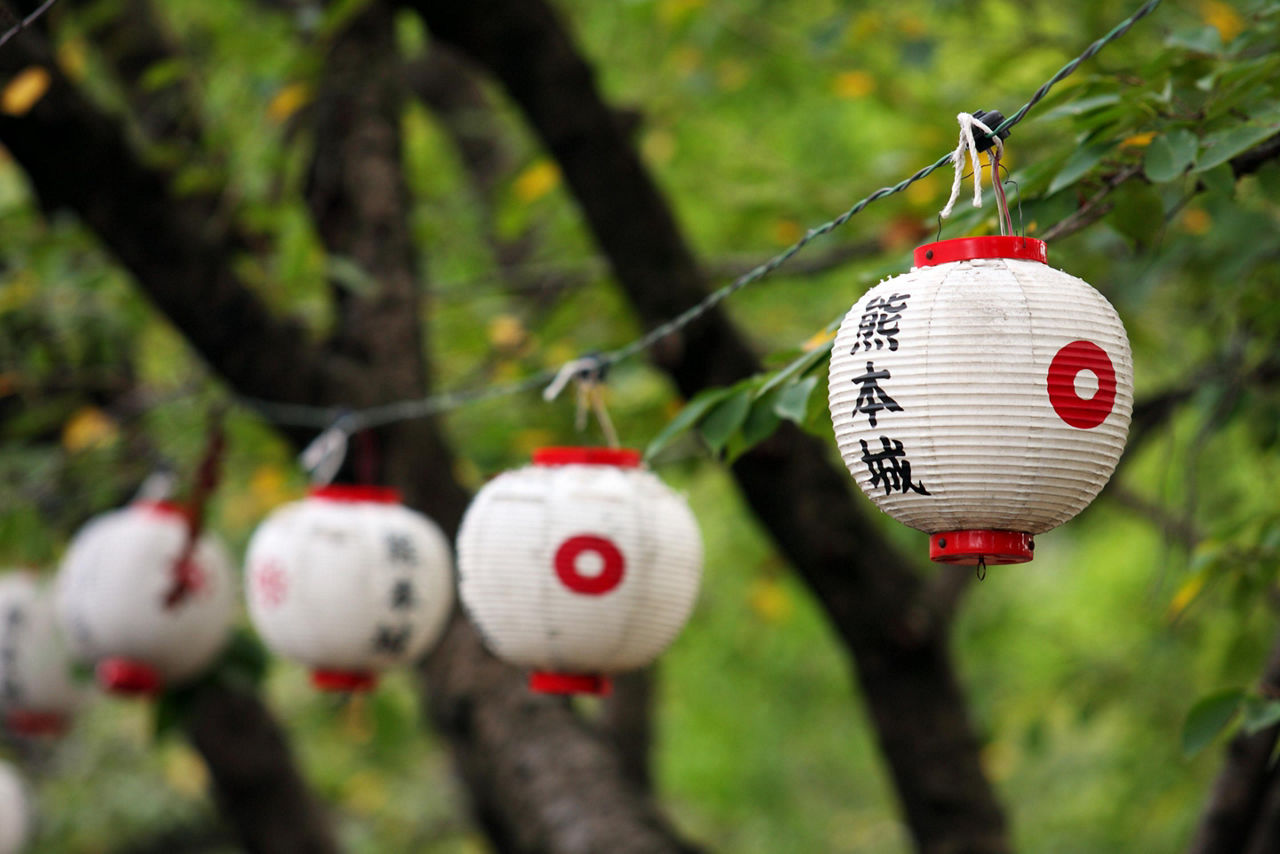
[
  {"left": 311, "top": 669, "right": 379, "bottom": 692},
  {"left": 529, "top": 671, "right": 613, "bottom": 696},
  {"left": 4, "top": 709, "right": 69, "bottom": 737},
  {"left": 914, "top": 236, "right": 1047, "bottom": 268},
  {"left": 532, "top": 447, "right": 643, "bottom": 469},
  {"left": 930, "top": 530, "right": 1035, "bottom": 565},
  {"left": 133, "top": 500, "right": 189, "bottom": 519},
  {"left": 97, "top": 658, "right": 163, "bottom": 696},
  {"left": 309, "top": 485, "right": 402, "bottom": 504}
]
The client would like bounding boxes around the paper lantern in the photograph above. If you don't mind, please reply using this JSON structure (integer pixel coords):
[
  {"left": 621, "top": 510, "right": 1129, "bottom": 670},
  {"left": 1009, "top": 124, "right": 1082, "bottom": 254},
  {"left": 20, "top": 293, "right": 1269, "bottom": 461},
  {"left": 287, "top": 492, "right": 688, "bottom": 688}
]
[
  {"left": 0, "top": 760, "right": 30, "bottom": 854},
  {"left": 828, "top": 236, "right": 1133, "bottom": 564},
  {"left": 456, "top": 447, "right": 702, "bottom": 695},
  {"left": 245, "top": 485, "right": 454, "bottom": 692},
  {"left": 0, "top": 572, "right": 85, "bottom": 736},
  {"left": 56, "top": 502, "right": 236, "bottom": 694}
]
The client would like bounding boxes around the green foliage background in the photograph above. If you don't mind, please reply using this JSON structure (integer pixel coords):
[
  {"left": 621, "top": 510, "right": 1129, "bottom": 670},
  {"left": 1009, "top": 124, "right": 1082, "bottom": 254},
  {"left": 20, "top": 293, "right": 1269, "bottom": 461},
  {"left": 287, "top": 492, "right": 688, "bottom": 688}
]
[{"left": 2, "top": 0, "right": 1279, "bottom": 851}]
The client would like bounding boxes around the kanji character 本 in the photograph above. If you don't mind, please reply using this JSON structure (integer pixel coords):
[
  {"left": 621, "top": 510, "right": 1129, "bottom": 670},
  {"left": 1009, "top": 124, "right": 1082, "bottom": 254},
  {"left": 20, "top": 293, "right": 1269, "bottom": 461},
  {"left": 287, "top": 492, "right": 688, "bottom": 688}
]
[
  {"left": 851, "top": 292, "right": 910, "bottom": 353},
  {"left": 851, "top": 361, "right": 902, "bottom": 427},
  {"left": 390, "top": 579, "right": 415, "bottom": 609},
  {"left": 386, "top": 533, "right": 418, "bottom": 565},
  {"left": 859, "top": 436, "right": 929, "bottom": 496}
]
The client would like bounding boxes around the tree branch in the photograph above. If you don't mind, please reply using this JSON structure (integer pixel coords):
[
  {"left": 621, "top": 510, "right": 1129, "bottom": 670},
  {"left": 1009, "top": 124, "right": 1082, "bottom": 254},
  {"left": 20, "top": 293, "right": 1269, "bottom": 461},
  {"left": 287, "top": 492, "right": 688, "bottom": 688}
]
[
  {"left": 412, "top": 2, "right": 1010, "bottom": 851},
  {"left": 1188, "top": 629, "right": 1280, "bottom": 854},
  {"left": 306, "top": 8, "right": 693, "bottom": 851}
]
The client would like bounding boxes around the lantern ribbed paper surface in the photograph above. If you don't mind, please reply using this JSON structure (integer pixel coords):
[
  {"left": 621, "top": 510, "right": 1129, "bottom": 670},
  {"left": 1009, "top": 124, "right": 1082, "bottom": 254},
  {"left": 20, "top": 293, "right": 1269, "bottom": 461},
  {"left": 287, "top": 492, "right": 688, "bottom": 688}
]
[
  {"left": 245, "top": 485, "right": 454, "bottom": 691},
  {"left": 828, "top": 237, "right": 1133, "bottom": 564},
  {"left": 0, "top": 573, "right": 84, "bottom": 736},
  {"left": 456, "top": 447, "right": 702, "bottom": 694},
  {"left": 0, "top": 761, "right": 30, "bottom": 854},
  {"left": 56, "top": 502, "right": 236, "bottom": 693}
]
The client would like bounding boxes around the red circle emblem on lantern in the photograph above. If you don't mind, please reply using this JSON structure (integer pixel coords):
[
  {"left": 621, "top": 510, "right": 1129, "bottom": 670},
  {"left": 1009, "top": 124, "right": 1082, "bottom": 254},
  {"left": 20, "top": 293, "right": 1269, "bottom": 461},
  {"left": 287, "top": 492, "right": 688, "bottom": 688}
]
[
  {"left": 554, "top": 535, "right": 625, "bottom": 595},
  {"left": 1047, "top": 340, "right": 1117, "bottom": 429}
]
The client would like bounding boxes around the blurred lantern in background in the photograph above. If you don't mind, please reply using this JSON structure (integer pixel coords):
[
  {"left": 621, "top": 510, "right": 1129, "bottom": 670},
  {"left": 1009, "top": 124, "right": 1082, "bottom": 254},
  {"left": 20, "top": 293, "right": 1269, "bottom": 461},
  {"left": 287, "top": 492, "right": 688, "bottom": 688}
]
[
  {"left": 457, "top": 447, "right": 703, "bottom": 695},
  {"left": 245, "top": 485, "right": 454, "bottom": 692},
  {"left": 0, "top": 760, "right": 31, "bottom": 854},
  {"left": 829, "top": 236, "right": 1133, "bottom": 566},
  {"left": 55, "top": 501, "right": 236, "bottom": 695},
  {"left": 0, "top": 572, "right": 86, "bottom": 737}
]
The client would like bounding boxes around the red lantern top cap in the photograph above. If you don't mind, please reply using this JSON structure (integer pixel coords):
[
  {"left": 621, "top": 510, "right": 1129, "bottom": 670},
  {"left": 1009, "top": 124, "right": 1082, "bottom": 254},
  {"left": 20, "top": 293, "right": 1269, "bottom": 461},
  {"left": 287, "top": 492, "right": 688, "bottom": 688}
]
[
  {"left": 914, "top": 236, "right": 1047, "bottom": 268},
  {"left": 532, "top": 447, "right": 643, "bottom": 468},
  {"left": 309, "top": 484, "right": 403, "bottom": 504},
  {"left": 133, "top": 500, "right": 188, "bottom": 519}
]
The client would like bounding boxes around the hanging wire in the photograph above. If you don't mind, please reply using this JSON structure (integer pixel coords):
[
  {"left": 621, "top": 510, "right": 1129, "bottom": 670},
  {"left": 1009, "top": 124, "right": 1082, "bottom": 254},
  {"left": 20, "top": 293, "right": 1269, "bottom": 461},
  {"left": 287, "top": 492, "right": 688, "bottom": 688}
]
[{"left": 239, "top": 0, "right": 1163, "bottom": 435}]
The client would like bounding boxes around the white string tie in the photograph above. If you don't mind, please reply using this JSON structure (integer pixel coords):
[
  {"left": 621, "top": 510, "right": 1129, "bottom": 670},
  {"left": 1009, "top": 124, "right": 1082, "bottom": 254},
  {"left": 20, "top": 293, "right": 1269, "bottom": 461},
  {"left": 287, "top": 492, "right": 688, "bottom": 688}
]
[
  {"left": 939, "top": 112, "right": 998, "bottom": 220},
  {"left": 543, "top": 357, "right": 602, "bottom": 402}
]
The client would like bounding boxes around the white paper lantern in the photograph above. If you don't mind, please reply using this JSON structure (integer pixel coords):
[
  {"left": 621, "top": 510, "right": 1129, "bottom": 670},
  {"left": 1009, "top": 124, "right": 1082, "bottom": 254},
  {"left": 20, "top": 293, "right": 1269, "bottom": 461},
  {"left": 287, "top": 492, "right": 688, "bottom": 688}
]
[
  {"left": 828, "top": 236, "right": 1133, "bottom": 564},
  {"left": 245, "top": 485, "right": 454, "bottom": 692},
  {"left": 56, "top": 502, "right": 236, "bottom": 694},
  {"left": 0, "top": 760, "right": 31, "bottom": 854},
  {"left": 457, "top": 447, "right": 703, "bottom": 695},
  {"left": 0, "top": 572, "right": 86, "bottom": 737}
]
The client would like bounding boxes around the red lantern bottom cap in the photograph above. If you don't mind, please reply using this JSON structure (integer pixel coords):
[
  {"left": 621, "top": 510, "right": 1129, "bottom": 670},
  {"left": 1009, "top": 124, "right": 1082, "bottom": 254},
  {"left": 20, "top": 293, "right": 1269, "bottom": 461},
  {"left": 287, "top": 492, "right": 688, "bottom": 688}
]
[
  {"left": 311, "top": 669, "right": 378, "bottom": 692},
  {"left": 930, "top": 530, "right": 1034, "bottom": 565},
  {"left": 529, "top": 671, "right": 612, "bottom": 696},
  {"left": 97, "top": 658, "right": 163, "bottom": 695},
  {"left": 5, "top": 709, "right": 69, "bottom": 737}
]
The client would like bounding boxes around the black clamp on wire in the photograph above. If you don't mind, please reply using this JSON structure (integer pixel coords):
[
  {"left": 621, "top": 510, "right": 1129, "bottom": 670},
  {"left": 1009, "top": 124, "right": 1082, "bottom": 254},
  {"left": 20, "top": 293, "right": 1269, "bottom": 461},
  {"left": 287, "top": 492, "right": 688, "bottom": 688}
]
[{"left": 971, "top": 109, "right": 1010, "bottom": 153}]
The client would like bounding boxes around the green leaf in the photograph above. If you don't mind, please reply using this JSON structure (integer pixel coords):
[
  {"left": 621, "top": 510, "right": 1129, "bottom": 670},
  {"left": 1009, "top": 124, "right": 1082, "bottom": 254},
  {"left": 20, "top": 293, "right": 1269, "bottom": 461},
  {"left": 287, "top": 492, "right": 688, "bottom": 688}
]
[
  {"left": 1196, "top": 122, "right": 1280, "bottom": 172},
  {"left": 1048, "top": 143, "right": 1109, "bottom": 195},
  {"left": 1108, "top": 182, "right": 1165, "bottom": 248},
  {"left": 774, "top": 375, "right": 819, "bottom": 424},
  {"left": 1182, "top": 688, "right": 1245, "bottom": 757},
  {"left": 1243, "top": 697, "right": 1280, "bottom": 736},
  {"left": 758, "top": 342, "right": 833, "bottom": 398},
  {"left": 1144, "top": 129, "right": 1199, "bottom": 182},
  {"left": 1165, "top": 26, "right": 1223, "bottom": 56},
  {"left": 1037, "top": 93, "right": 1121, "bottom": 124},
  {"left": 699, "top": 388, "right": 753, "bottom": 454},
  {"left": 1199, "top": 162, "right": 1237, "bottom": 197},
  {"left": 645, "top": 386, "right": 735, "bottom": 460},
  {"left": 740, "top": 389, "right": 783, "bottom": 449}
]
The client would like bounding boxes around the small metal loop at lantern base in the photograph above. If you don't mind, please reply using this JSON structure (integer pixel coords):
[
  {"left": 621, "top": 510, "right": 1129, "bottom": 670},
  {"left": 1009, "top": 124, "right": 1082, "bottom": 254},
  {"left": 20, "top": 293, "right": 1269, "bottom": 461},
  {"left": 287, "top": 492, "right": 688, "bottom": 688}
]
[
  {"left": 4, "top": 709, "right": 69, "bottom": 738},
  {"left": 311, "top": 670, "right": 379, "bottom": 693},
  {"left": 929, "top": 530, "right": 1035, "bottom": 565},
  {"left": 529, "top": 671, "right": 612, "bottom": 696},
  {"left": 96, "top": 658, "right": 163, "bottom": 696}
]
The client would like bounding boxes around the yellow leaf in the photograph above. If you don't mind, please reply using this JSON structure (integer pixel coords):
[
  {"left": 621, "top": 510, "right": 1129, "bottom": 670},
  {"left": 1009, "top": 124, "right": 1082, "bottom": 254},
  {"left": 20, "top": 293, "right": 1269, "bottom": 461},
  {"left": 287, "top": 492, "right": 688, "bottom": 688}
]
[
  {"left": 57, "top": 39, "right": 87, "bottom": 82},
  {"left": 802, "top": 329, "right": 836, "bottom": 352},
  {"left": 658, "top": 0, "right": 705, "bottom": 28},
  {"left": 487, "top": 313, "right": 528, "bottom": 352},
  {"left": 642, "top": 129, "right": 677, "bottom": 165},
  {"left": 669, "top": 45, "right": 703, "bottom": 76},
  {"left": 267, "top": 82, "right": 310, "bottom": 123},
  {"left": 905, "top": 179, "right": 937, "bottom": 205},
  {"left": 716, "top": 59, "right": 749, "bottom": 92},
  {"left": 62, "top": 407, "right": 118, "bottom": 452},
  {"left": 1200, "top": 0, "right": 1244, "bottom": 42},
  {"left": 773, "top": 218, "right": 803, "bottom": 246},
  {"left": 896, "top": 15, "right": 927, "bottom": 38},
  {"left": 832, "top": 70, "right": 875, "bottom": 100},
  {"left": 2, "top": 67, "right": 51, "bottom": 116},
  {"left": 1122, "top": 131, "right": 1157, "bottom": 148},
  {"left": 1168, "top": 573, "right": 1207, "bottom": 620},
  {"left": 513, "top": 159, "right": 560, "bottom": 203},
  {"left": 514, "top": 428, "right": 556, "bottom": 457},
  {"left": 749, "top": 577, "right": 792, "bottom": 623},
  {"left": 342, "top": 770, "right": 387, "bottom": 816},
  {"left": 162, "top": 745, "right": 210, "bottom": 798},
  {"left": 1179, "top": 207, "right": 1212, "bottom": 235}
]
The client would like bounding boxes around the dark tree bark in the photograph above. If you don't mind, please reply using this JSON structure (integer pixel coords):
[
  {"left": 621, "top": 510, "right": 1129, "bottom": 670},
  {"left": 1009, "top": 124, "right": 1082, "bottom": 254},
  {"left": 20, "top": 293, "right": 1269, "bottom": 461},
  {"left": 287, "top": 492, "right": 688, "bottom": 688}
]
[
  {"left": 183, "top": 683, "right": 337, "bottom": 854},
  {"left": 412, "top": 2, "right": 1008, "bottom": 851},
  {"left": 1188, "top": 631, "right": 1280, "bottom": 854},
  {"left": 303, "top": 6, "right": 696, "bottom": 852}
]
